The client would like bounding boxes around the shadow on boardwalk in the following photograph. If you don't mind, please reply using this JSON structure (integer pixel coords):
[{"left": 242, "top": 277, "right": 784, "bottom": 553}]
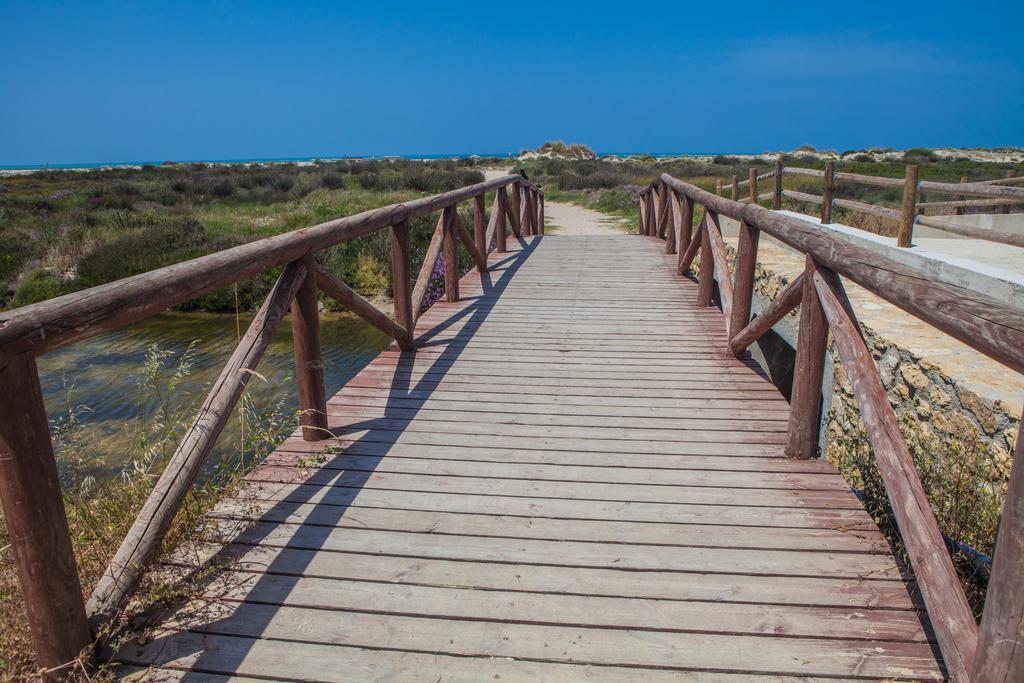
[{"left": 121, "top": 236, "right": 540, "bottom": 678}]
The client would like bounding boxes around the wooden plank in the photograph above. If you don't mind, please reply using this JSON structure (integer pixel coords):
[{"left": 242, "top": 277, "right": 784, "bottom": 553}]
[
  {"left": 223, "top": 480, "right": 878, "bottom": 529},
  {"left": 186, "top": 572, "right": 929, "bottom": 642},
  {"left": 116, "top": 630, "right": 916, "bottom": 682},
  {"left": 173, "top": 538, "right": 914, "bottom": 609},
  {"left": 130, "top": 603, "right": 944, "bottom": 679}
]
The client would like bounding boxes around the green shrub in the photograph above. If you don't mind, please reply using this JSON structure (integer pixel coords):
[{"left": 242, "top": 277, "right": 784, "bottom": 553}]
[
  {"left": 0, "top": 234, "right": 34, "bottom": 282},
  {"left": 320, "top": 172, "right": 347, "bottom": 190},
  {"left": 11, "top": 269, "right": 62, "bottom": 307},
  {"left": 75, "top": 217, "right": 207, "bottom": 288}
]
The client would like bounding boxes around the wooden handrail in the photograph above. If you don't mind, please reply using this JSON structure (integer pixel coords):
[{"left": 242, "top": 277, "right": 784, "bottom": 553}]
[
  {"left": 0, "top": 173, "right": 543, "bottom": 674},
  {"left": 813, "top": 265, "right": 978, "bottom": 679},
  {"left": 640, "top": 171, "right": 1024, "bottom": 680},
  {"left": 0, "top": 175, "right": 525, "bottom": 364},
  {"left": 663, "top": 173, "right": 1024, "bottom": 373}
]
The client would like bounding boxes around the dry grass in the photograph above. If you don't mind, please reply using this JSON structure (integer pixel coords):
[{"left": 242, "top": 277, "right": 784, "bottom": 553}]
[{"left": 0, "top": 344, "right": 295, "bottom": 681}]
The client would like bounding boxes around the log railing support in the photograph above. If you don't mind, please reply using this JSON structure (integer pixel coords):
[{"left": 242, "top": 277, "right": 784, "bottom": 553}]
[
  {"left": 678, "top": 210, "right": 703, "bottom": 275},
  {"left": 898, "top": 164, "right": 919, "bottom": 247},
  {"left": 0, "top": 353, "right": 92, "bottom": 679},
  {"left": 509, "top": 183, "right": 522, "bottom": 237},
  {"left": 315, "top": 265, "right": 411, "bottom": 350},
  {"left": 785, "top": 256, "right": 828, "bottom": 459},
  {"left": 821, "top": 161, "right": 834, "bottom": 224},
  {"left": 638, "top": 192, "right": 648, "bottom": 235},
  {"left": 749, "top": 168, "right": 758, "bottom": 206},
  {"left": 730, "top": 175, "right": 739, "bottom": 201},
  {"left": 656, "top": 181, "right": 670, "bottom": 239},
  {"left": 728, "top": 219, "right": 760, "bottom": 353},
  {"left": 813, "top": 266, "right": 978, "bottom": 680},
  {"left": 389, "top": 221, "right": 414, "bottom": 350},
  {"left": 411, "top": 214, "right": 445, "bottom": 317},
  {"left": 773, "top": 159, "right": 783, "bottom": 209},
  {"left": 88, "top": 260, "right": 307, "bottom": 626},
  {"left": 974, "top": 411, "right": 1024, "bottom": 681},
  {"left": 728, "top": 272, "right": 804, "bottom": 356},
  {"left": 538, "top": 192, "right": 545, "bottom": 235},
  {"left": 696, "top": 216, "right": 714, "bottom": 307},
  {"left": 715, "top": 179, "right": 723, "bottom": 197},
  {"left": 292, "top": 252, "right": 328, "bottom": 442},
  {"left": 442, "top": 206, "right": 459, "bottom": 302},
  {"left": 666, "top": 189, "right": 680, "bottom": 255},
  {"left": 473, "top": 195, "right": 487, "bottom": 267},
  {"left": 496, "top": 188, "right": 509, "bottom": 253},
  {"left": 675, "top": 193, "right": 693, "bottom": 267}
]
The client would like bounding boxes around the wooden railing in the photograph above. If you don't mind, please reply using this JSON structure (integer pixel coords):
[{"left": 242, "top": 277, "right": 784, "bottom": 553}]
[
  {"left": 639, "top": 172, "right": 1024, "bottom": 682},
  {"left": 666, "top": 160, "right": 1024, "bottom": 248},
  {"left": 0, "top": 174, "right": 543, "bottom": 678}
]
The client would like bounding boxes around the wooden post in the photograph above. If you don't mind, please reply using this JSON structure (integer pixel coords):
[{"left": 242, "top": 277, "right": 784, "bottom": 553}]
[
  {"left": 522, "top": 190, "right": 534, "bottom": 236},
  {"left": 696, "top": 217, "right": 714, "bottom": 307},
  {"left": 956, "top": 175, "right": 968, "bottom": 215},
  {"left": 292, "top": 252, "right": 327, "bottom": 441},
  {"left": 666, "top": 189, "right": 680, "bottom": 255},
  {"left": 973, "top": 412, "right": 1024, "bottom": 681},
  {"left": 676, "top": 195, "right": 694, "bottom": 274},
  {"left": 715, "top": 179, "right": 723, "bottom": 197},
  {"left": 773, "top": 158, "right": 783, "bottom": 210},
  {"left": 496, "top": 189, "right": 508, "bottom": 253},
  {"left": 730, "top": 175, "right": 739, "bottom": 201},
  {"left": 786, "top": 256, "right": 828, "bottom": 459},
  {"left": 509, "top": 183, "right": 522, "bottom": 237},
  {"left": 473, "top": 195, "right": 487, "bottom": 268},
  {"left": 0, "top": 353, "right": 92, "bottom": 678},
  {"left": 389, "top": 219, "right": 414, "bottom": 350},
  {"left": 538, "top": 193, "right": 545, "bottom": 235},
  {"left": 821, "top": 161, "right": 834, "bottom": 224},
  {"left": 749, "top": 168, "right": 758, "bottom": 206},
  {"left": 729, "top": 220, "right": 760, "bottom": 354},
  {"left": 442, "top": 205, "right": 459, "bottom": 302},
  {"left": 656, "top": 182, "right": 670, "bottom": 239},
  {"left": 638, "top": 193, "right": 648, "bottom": 235},
  {"left": 897, "top": 164, "right": 919, "bottom": 247}
]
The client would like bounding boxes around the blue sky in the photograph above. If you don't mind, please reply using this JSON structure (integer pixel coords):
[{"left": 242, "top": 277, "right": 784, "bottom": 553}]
[{"left": 1, "top": 1, "right": 1021, "bottom": 164}]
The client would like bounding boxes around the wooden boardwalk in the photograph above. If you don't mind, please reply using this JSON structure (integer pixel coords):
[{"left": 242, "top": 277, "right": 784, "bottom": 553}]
[{"left": 116, "top": 235, "right": 944, "bottom": 681}]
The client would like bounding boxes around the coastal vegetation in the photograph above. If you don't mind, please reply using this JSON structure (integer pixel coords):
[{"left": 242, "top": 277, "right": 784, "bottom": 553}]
[{"left": 0, "top": 158, "right": 488, "bottom": 311}]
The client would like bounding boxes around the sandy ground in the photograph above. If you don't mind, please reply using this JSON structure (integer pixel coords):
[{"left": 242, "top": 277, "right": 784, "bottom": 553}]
[{"left": 482, "top": 169, "right": 627, "bottom": 235}]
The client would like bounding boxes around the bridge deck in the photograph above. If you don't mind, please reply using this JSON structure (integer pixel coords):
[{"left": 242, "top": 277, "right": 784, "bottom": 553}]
[{"left": 117, "top": 235, "right": 944, "bottom": 680}]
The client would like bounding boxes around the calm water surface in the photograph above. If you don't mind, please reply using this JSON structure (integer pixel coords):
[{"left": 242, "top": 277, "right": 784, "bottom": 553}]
[{"left": 37, "top": 311, "right": 391, "bottom": 481}]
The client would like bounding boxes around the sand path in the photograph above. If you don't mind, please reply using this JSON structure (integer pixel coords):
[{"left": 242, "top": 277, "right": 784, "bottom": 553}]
[{"left": 483, "top": 169, "right": 627, "bottom": 235}]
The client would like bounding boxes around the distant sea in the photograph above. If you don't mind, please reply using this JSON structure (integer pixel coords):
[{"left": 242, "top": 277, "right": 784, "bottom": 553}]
[
  {"left": 0, "top": 152, "right": 724, "bottom": 171},
  {"left": 0, "top": 154, "right": 514, "bottom": 171}
]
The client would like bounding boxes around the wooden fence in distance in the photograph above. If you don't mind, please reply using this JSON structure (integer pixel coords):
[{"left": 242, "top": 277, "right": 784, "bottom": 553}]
[{"left": 645, "top": 160, "right": 1024, "bottom": 248}]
